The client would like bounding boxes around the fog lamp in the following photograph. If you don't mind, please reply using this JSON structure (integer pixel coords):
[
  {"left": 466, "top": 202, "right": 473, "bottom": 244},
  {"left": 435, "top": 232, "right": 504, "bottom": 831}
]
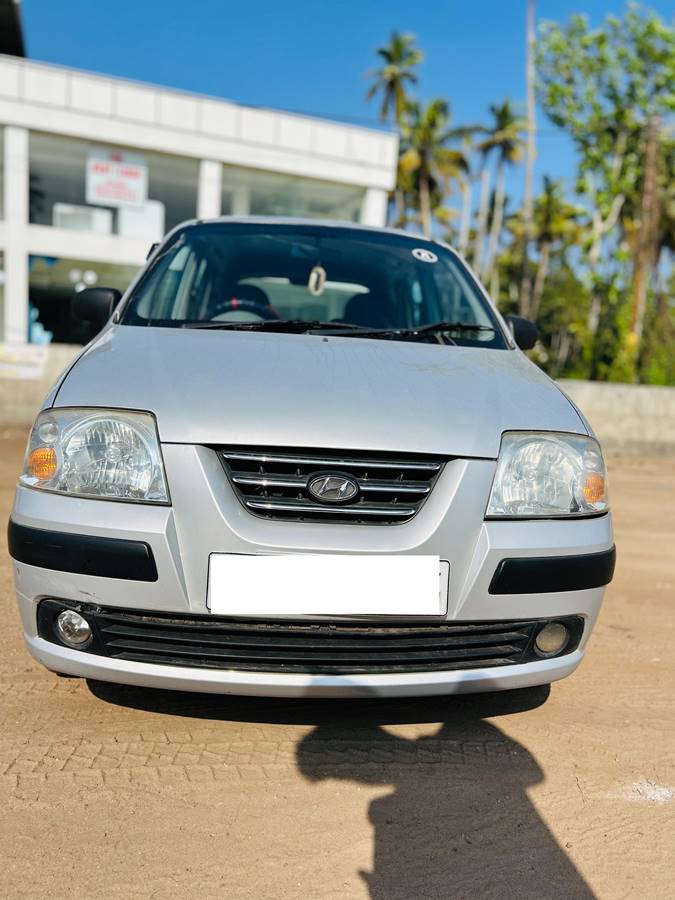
[
  {"left": 55, "top": 609, "right": 92, "bottom": 648},
  {"left": 535, "top": 622, "right": 569, "bottom": 656}
]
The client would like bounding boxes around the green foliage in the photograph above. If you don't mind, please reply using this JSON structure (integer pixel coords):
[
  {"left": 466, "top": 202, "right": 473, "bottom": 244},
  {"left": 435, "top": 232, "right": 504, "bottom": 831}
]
[
  {"left": 366, "top": 5, "right": 675, "bottom": 385},
  {"left": 638, "top": 288, "right": 675, "bottom": 384},
  {"left": 399, "top": 101, "right": 469, "bottom": 192},
  {"left": 537, "top": 5, "right": 673, "bottom": 182},
  {"left": 503, "top": 258, "right": 593, "bottom": 379},
  {"left": 536, "top": 3, "right": 675, "bottom": 384},
  {"left": 533, "top": 177, "right": 585, "bottom": 246},
  {"left": 365, "top": 32, "right": 424, "bottom": 125},
  {"left": 477, "top": 100, "right": 525, "bottom": 166}
]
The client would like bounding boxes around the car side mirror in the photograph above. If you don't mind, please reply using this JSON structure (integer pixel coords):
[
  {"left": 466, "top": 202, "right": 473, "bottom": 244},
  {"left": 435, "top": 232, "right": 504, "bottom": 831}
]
[
  {"left": 505, "top": 314, "right": 539, "bottom": 351},
  {"left": 72, "top": 287, "right": 122, "bottom": 329}
]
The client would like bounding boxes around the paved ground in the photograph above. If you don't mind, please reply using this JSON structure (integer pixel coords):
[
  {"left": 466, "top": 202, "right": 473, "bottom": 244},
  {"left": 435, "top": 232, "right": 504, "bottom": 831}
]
[{"left": 0, "top": 430, "right": 673, "bottom": 899}]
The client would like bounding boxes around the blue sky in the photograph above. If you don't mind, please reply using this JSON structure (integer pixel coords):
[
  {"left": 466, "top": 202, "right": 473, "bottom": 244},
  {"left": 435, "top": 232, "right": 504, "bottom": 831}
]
[{"left": 21, "top": 0, "right": 674, "bottom": 213}]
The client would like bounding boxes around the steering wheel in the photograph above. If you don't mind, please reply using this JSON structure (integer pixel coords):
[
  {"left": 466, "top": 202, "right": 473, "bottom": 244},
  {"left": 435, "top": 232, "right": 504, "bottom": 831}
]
[{"left": 209, "top": 296, "right": 281, "bottom": 321}]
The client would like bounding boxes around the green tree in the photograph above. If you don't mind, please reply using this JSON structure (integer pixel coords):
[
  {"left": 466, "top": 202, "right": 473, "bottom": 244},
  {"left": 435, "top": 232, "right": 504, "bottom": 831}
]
[
  {"left": 537, "top": 4, "right": 675, "bottom": 382},
  {"left": 398, "top": 99, "right": 470, "bottom": 238},
  {"left": 529, "top": 177, "right": 585, "bottom": 319},
  {"left": 520, "top": 0, "right": 538, "bottom": 315},
  {"left": 471, "top": 101, "right": 524, "bottom": 281},
  {"left": 366, "top": 32, "right": 424, "bottom": 226},
  {"left": 478, "top": 100, "right": 525, "bottom": 288},
  {"left": 366, "top": 32, "right": 424, "bottom": 125},
  {"left": 471, "top": 140, "right": 495, "bottom": 275}
]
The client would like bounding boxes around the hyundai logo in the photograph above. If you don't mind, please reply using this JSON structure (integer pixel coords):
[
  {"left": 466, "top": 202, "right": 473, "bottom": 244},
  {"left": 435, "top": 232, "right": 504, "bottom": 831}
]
[{"left": 307, "top": 473, "right": 359, "bottom": 504}]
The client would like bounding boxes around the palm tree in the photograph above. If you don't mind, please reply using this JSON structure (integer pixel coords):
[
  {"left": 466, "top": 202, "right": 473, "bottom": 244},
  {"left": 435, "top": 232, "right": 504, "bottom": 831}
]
[
  {"left": 366, "top": 32, "right": 424, "bottom": 125},
  {"left": 520, "top": 0, "right": 537, "bottom": 315},
  {"left": 471, "top": 146, "right": 494, "bottom": 274},
  {"left": 529, "top": 176, "right": 584, "bottom": 317},
  {"left": 480, "top": 100, "right": 525, "bottom": 284},
  {"left": 398, "top": 99, "right": 470, "bottom": 238},
  {"left": 366, "top": 32, "right": 423, "bottom": 227},
  {"left": 457, "top": 133, "right": 489, "bottom": 256}
]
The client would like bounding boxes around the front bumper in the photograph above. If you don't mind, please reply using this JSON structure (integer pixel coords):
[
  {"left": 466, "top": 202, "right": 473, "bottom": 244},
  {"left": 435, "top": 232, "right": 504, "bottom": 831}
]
[
  {"left": 23, "top": 627, "right": 584, "bottom": 697},
  {"left": 10, "top": 445, "right": 614, "bottom": 696}
]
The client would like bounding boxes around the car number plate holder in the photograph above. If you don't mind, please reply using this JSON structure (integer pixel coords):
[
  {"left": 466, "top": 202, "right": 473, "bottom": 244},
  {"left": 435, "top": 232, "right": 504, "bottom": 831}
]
[{"left": 208, "top": 554, "right": 449, "bottom": 617}]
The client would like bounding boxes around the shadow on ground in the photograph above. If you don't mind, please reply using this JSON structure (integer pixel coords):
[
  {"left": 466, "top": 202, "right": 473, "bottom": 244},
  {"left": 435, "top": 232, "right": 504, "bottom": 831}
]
[{"left": 89, "top": 681, "right": 593, "bottom": 898}]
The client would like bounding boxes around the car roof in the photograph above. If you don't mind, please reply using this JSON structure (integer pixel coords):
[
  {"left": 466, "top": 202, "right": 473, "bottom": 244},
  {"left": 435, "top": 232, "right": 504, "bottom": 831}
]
[{"left": 181, "top": 215, "right": 440, "bottom": 245}]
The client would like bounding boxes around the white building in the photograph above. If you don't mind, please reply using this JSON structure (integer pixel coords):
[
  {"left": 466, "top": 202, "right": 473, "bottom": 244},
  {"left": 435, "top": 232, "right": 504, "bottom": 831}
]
[{"left": 0, "top": 49, "right": 396, "bottom": 348}]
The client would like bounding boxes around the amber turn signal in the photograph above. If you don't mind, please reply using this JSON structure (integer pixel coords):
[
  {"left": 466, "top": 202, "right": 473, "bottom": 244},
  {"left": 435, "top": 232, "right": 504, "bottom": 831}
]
[
  {"left": 27, "top": 446, "right": 57, "bottom": 481},
  {"left": 583, "top": 472, "right": 606, "bottom": 504}
]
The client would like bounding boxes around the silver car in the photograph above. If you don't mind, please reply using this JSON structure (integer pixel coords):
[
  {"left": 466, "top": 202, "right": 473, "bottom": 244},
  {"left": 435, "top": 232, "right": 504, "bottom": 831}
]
[{"left": 9, "top": 218, "right": 615, "bottom": 698}]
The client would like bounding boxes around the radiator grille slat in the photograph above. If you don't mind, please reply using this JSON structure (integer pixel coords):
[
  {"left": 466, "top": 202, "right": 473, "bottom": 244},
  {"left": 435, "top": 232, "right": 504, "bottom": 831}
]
[
  {"left": 103, "top": 637, "right": 526, "bottom": 664},
  {"left": 99, "top": 622, "right": 531, "bottom": 651},
  {"left": 218, "top": 446, "right": 446, "bottom": 524}
]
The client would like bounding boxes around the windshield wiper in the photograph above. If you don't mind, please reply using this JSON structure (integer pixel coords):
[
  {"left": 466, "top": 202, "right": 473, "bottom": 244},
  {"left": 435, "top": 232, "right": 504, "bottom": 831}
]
[
  {"left": 308, "top": 321, "right": 497, "bottom": 343},
  {"left": 177, "top": 319, "right": 496, "bottom": 344},
  {"left": 179, "top": 319, "right": 371, "bottom": 333}
]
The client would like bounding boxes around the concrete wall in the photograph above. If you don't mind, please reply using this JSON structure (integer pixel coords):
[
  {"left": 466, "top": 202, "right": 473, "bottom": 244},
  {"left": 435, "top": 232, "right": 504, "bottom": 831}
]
[
  {"left": 559, "top": 380, "right": 675, "bottom": 456},
  {"left": 2, "top": 351, "right": 674, "bottom": 454},
  {"left": 0, "top": 344, "right": 80, "bottom": 428}
]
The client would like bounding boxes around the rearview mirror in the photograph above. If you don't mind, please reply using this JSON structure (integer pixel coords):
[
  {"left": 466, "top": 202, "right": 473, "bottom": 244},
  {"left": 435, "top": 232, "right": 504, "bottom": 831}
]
[
  {"left": 505, "top": 315, "right": 539, "bottom": 351},
  {"left": 72, "top": 287, "right": 122, "bottom": 329}
]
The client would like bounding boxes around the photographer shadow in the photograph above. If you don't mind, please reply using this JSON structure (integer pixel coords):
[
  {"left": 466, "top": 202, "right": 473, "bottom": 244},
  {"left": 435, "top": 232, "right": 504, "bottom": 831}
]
[{"left": 295, "top": 686, "right": 593, "bottom": 900}]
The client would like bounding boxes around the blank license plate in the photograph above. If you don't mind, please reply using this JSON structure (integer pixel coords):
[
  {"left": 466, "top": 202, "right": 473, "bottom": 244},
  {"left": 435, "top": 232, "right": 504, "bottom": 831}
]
[{"left": 208, "top": 554, "right": 448, "bottom": 617}]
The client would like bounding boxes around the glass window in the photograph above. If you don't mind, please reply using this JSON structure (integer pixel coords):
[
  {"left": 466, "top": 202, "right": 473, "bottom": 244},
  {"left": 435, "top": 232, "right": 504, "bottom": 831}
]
[
  {"left": 122, "top": 222, "right": 505, "bottom": 348},
  {"left": 29, "top": 133, "right": 198, "bottom": 239},
  {"left": 221, "top": 166, "right": 364, "bottom": 222},
  {"left": 29, "top": 256, "right": 139, "bottom": 345}
]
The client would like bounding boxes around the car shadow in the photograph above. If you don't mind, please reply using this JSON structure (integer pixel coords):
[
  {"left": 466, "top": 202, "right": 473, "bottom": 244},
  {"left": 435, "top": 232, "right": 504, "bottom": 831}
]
[
  {"left": 87, "top": 679, "right": 549, "bottom": 726},
  {"left": 88, "top": 681, "right": 593, "bottom": 898}
]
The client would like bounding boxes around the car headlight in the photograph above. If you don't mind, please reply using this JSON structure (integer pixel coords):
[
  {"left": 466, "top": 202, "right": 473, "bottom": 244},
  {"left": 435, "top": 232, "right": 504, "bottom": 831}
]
[
  {"left": 20, "top": 409, "right": 169, "bottom": 503},
  {"left": 486, "top": 431, "right": 608, "bottom": 518}
]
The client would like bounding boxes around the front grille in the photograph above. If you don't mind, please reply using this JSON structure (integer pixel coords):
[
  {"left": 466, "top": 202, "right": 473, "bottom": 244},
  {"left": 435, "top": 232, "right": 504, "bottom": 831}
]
[
  {"left": 217, "top": 447, "right": 446, "bottom": 524},
  {"left": 38, "top": 601, "right": 584, "bottom": 675}
]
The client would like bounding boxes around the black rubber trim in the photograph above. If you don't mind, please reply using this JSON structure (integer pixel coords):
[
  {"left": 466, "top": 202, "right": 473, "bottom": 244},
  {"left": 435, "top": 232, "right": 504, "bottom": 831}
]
[
  {"left": 489, "top": 546, "right": 616, "bottom": 595},
  {"left": 7, "top": 520, "right": 158, "bottom": 582}
]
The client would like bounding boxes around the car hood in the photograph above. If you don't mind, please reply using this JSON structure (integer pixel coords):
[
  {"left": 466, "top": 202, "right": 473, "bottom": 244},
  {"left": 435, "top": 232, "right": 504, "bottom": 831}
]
[{"left": 55, "top": 325, "right": 586, "bottom": 458}]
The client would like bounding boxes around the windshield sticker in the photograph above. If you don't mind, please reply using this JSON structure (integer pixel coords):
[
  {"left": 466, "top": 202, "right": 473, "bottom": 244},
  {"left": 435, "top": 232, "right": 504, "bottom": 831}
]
[{"left": 412, "top": 248, "right": 438, "bottom": 263}]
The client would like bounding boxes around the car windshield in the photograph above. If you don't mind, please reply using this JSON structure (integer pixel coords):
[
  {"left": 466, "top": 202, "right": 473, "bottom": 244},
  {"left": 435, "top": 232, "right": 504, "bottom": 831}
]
[{"left": 121, "top": 222, "right": 507, "bottom": 348}]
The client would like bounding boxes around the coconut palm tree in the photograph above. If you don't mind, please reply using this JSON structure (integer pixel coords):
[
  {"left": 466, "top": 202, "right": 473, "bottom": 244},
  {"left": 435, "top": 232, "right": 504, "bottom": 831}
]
[
  {"left": 530, "top": 176, "right": 585, "bottom": 317},
  {"left": 471, "top": 145, "right": 495, "bottom": 274},
  {"left": 366, "top": 32, "right": 424, "bottom": 126},
  {"left": 480, "top": 100, "right": 526, "bottom": 284},
  {"left": 366, "top": 32, "right": 423, "bottom": 227},
  {"left": 520, "top": 0, "right": 537, "bottom": 315},
  {"left": 398, "top": 99, "right": 471, "bottom": 238},
  {"left": 457, "top": 133, "right": 489, "bottom": 256}
]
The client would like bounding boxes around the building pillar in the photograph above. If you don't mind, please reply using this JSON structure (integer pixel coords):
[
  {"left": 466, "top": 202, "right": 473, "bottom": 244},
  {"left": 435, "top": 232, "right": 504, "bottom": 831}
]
[
  {"left": 231, "top": 185, "right": 250, "bottom": 216},
  {"left": 360, "top": 187, "right": 388, "bottom": 227},
  {"left": 197, "top": 160, "right": 222, "bottom": 219},
  {"left": 3, "top": 126, "right": 29, "bottom": 344}
]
